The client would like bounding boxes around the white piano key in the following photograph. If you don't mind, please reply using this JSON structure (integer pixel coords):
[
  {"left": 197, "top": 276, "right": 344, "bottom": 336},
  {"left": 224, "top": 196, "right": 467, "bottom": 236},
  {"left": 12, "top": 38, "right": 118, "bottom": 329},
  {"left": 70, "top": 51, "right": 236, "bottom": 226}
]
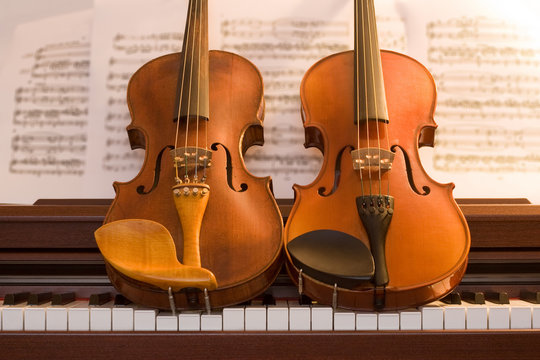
[
  {"left": 333, "top": 311, "right": 355, "bottom": 331},
  {"left": 134, "top": 308, "right": 157, "bottom": 331},
  {"left": 0, "top": 301, "right": 2, "bottom": 330},
  {"left": 530, "top": 302, "right": 540, "bottom": 329},
  {"left": 223, "top": 307, "right": 245, "bottom": 331},
  {"left": 356, "top": 313, "right": 378, "bottom": 330},
  {"left": 46, "top": 301, "right": 85, "bottom": 331},
  {"left": 421, "top": 302, "right": 444, "bottom": 330},
  {"left": 156, "top": 312, "right": 178, "bottom": 331},
  {"left": 289, "top": 304, "right": 311, "bottom": 331},
  {"left": 311, "top": 307, "right": 333, "bottom": 331},
  {"left": 112, "top": 306, "right": 134, "bottom": 331},
  {"left": 510, "top": 300, "right": 532, "bottom": 329},
  {"left": 245, "top": 306, "right": 266, "bottom": 331},
  {"left": 400, "top": 309, "right": 421, "bottom": 330},
  {"left": 178, "top": 311, "right": 201, "bottom": 331},
  {"left": 68, "top": 303, "right": 90, "bottom": 331},
  {"left": 533, "top": 307, "right": 540, "bottom": 329},
  {"left": 378, "top": 312, "right": 399, "bottom": 330},
  {"left": 444, "top": 305, "right": 466, "bottom": 330},
  {"left": 267, "top": 305, "right": 289, "bottom": 331},
  {"left": 24, "top": 303, "right": 50, "bottom": 331},
  {"left": 465, "top": 305, "right": 488, "bottom": 330},
  {"left": 2, "top": 304, "right": 25, "bottom": 331},
  {"left": 90, "top": 301, "right": 113, "bottom": 331},
  {"left": 200, "top": 312, "right": 222, "bottom": 331},
  {"left": 487, "top": 302, "right": 510, "bottom": 329}
]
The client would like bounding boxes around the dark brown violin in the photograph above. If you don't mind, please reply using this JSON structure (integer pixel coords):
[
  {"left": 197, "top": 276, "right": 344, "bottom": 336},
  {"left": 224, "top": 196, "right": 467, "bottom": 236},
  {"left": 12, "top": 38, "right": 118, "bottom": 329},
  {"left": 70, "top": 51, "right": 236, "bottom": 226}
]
[
  {"left": 284, "top": 0, "right": 470, "bottom": 310},
  {"left": 95, "top": 0, "right": 282, "bottom": 310}
]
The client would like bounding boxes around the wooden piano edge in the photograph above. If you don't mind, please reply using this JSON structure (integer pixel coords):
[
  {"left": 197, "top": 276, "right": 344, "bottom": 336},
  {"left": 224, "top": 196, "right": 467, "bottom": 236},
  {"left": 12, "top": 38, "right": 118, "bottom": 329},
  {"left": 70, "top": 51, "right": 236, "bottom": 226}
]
[{"left": 1, "top": 330, "right": 540, "bottom": 360}]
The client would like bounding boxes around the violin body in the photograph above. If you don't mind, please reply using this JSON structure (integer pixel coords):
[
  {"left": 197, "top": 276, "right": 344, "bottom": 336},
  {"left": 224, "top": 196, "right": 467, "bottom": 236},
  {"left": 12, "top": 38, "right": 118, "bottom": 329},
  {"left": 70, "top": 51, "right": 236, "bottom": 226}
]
[
  {"left": 104, "top": 50, "right": 283, "bottom": 309},
  {"left": 284, "top": 50, "right": 470, "bottom": 310}
]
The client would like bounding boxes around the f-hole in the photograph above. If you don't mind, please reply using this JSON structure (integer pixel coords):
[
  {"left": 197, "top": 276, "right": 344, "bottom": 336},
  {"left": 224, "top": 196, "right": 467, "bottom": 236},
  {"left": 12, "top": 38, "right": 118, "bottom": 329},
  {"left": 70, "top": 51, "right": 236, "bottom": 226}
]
[
  {"left": 136, "top": 145, "right": 175, "bottom": 195},
  {"left": 318, "top": 145, "right": 354, "bottom": 197},
  {"left": 390, "top": 145, "right": 430, "bottom": 196},
  {"left": 211, "top": 143, "right": 248, "bottom": 192}
]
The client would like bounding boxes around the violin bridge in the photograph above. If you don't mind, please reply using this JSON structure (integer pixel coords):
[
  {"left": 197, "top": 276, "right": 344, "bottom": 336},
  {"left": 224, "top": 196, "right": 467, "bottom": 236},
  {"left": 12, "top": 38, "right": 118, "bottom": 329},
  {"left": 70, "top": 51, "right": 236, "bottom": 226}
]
[
  {"left": 170, "top": 147, "right": 212, "bottom": 175},
  {"left": 352, "top": 147, "right": 394, "bottom": 173}
]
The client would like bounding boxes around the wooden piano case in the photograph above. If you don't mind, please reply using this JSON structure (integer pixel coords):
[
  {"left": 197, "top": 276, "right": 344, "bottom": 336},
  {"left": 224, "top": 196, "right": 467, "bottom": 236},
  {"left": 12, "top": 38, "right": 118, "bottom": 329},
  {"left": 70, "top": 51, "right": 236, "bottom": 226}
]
[{"left": 1, "top": 199, "right": 540, "bottom": 359}]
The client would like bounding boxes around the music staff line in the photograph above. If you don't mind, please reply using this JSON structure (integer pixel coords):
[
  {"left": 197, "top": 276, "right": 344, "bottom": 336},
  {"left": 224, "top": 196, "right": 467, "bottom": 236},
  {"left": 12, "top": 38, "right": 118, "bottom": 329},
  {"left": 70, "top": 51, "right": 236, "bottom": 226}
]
[
  {"left": 434, "top": 153, "right": 540, "bottom": 173},
  {"left": 437, "top": 98, "right": 540, "bottom": 110},
  {"left": 221, "top": 18, "right": 349, "bottom": 40},
  {"left": 15, "top": 95, "right": 88, "bottom": 106},
  {"left": 435, "top": 111, "right": 540, "bottom": 121}
]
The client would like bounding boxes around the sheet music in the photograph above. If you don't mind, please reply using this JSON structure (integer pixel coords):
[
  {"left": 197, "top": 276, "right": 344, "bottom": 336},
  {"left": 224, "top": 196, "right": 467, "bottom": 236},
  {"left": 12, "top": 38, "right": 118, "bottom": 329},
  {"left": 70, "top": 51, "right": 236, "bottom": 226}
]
[
  {"left": 83, "top": 0, "right": 189, "bottom": 197},
  {"left": 2, "top": 0, "right": 539, "bottom": 203},
  {"left": 212, "top": 0, "right": 407, "bottom": 199},
  {"left": 398, "top": 0, "right": 540, "bottom": 202},
  {"left": 0, "top": 10, "right": 92, "bottom": 203}
]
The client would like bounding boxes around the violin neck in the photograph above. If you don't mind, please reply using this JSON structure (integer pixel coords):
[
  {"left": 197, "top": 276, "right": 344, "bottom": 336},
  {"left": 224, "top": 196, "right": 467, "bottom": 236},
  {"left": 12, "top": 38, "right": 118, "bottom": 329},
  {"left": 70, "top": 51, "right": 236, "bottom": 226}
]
[
  {"left": 354, "top": 0, "right": 389, "bottom": 124},
  {"left": 178, "top": 0, "right": 209, "bottom": 121}
]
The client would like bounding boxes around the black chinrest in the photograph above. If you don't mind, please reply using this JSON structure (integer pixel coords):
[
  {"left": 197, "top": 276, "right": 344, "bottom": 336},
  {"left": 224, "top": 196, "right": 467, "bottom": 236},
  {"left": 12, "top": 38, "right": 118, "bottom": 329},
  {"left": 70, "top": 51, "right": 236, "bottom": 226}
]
[{"left": 287, "top": 229, "right": 374, "bottom": 289}]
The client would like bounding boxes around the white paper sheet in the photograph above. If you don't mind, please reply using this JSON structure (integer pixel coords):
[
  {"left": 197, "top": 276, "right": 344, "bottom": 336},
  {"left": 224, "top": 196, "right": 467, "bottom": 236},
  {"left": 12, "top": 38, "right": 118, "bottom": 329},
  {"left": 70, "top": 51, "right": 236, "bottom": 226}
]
[
  {"left": 0, "top": 10, "right": 93, "bottom": 203},
  {"left": 2, "top": 0, "right": 539, "bottom": 203},
  {"left": 398, "top": 0, "right": 540, "bottom": 202}
]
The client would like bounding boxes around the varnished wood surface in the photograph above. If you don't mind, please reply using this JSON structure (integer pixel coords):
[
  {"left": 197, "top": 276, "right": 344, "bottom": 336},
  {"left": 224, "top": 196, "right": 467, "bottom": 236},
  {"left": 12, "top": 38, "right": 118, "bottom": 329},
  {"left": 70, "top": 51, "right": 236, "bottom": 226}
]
[
  {"left": 101, "top": 49, "right": 283, "bottom": 310},
  {"left": 0, "top": 331, "right": 539, "bottom": 360},
  {"left": 284, "top": 49, "right": 469, "bottom": 310}
]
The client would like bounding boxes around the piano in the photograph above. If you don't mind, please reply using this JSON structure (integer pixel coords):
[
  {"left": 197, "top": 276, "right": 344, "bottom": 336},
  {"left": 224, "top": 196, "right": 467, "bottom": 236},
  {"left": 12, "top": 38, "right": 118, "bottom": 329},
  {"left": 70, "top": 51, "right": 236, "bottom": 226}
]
[{"left": 1, "top": 199, "right": 540, "bottom": 359}]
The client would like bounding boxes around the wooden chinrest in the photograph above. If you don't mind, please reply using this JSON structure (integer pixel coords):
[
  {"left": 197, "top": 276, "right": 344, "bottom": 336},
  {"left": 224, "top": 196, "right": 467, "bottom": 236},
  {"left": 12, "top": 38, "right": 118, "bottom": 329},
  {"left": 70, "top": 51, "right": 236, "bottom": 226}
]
[{"left": 94, "top": 219, "right": 217, "bottom": 292}]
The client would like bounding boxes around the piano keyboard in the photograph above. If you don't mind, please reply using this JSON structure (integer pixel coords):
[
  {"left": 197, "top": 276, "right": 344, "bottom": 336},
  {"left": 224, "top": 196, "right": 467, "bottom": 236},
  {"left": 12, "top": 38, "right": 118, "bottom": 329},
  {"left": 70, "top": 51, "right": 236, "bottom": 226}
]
[{"left": 2, "top": 298, "right": 540, "bottom": 332}]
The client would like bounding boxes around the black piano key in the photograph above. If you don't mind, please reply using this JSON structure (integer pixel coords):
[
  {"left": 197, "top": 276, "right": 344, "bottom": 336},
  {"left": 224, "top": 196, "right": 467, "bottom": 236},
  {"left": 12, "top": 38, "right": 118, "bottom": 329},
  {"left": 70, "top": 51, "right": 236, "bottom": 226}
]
[
  {"left": 262, "top": 293, "right": 276, "bottom": 306},
  {"left": 520, "top": 290, "right": 540, "bottom": 304},
  {"left": 440, "top": 291, "right": 461, "bottom": 305},
  {"left": 28, "top": 292, "right": 52, "bottom": 305},
  {"left": 51, "top": 292, "right": 76, "bottom": 306},
  {"left": 485, "top": 291, "right": 509, "bottom": 304},
  {"left": 299, "top": 294, "right": 313, "bottom": 305},
  {"left": 4, "top": 292, "right": 30, "bottom": 305},
  {"left": 461, "top": 291, "right": 485, "bottom": 304},
  {"left": 89, "top": 292, "right": 111, "bottom": 306},
  {"left": 114, "top": 294, "right": 132, "bottom": 306}
]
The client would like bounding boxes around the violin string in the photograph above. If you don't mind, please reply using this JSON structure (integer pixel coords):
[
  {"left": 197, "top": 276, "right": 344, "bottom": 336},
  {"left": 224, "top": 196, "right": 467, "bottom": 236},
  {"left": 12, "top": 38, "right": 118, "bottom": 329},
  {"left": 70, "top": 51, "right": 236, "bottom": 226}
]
[
  {"left": 361, "top": 0, "right": 372, "bottom": 197},
  {"left": 355, "top": 0, "right": 364, "bottom": 197},
  {"left": 174, "top": 0, "right": 194, "bottom": 182},
  {"left": 367, "top": 0, "right": 382, "bottom": 197},
  {"left": 185, "top": 0, "right": 199, "bottom": 181},
  {"left": 195, "top": 0, "right": 202, "bottom": 182},
  {"left": 203, "top": 0, "right": 208, "bottom": 182}
]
